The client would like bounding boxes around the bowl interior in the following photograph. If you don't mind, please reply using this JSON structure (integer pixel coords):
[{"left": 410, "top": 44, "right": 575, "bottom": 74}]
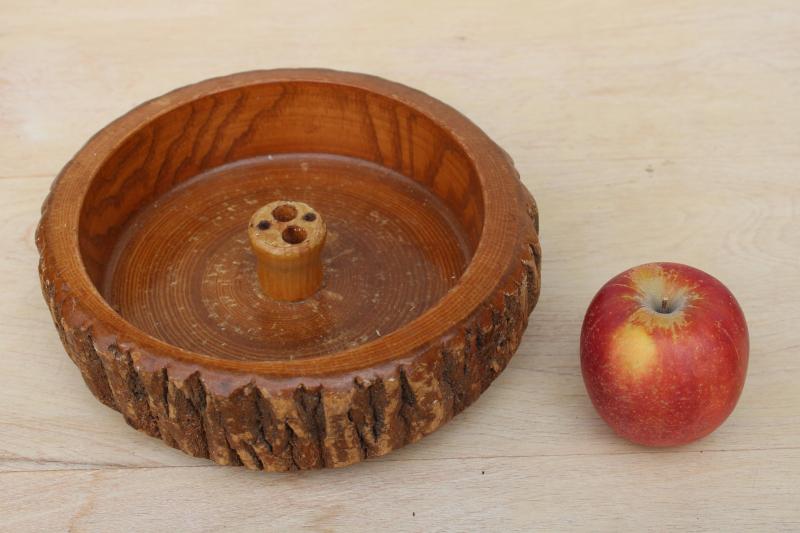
[{"left": 78, "top": 81, "right": 486, "bottom": 360}]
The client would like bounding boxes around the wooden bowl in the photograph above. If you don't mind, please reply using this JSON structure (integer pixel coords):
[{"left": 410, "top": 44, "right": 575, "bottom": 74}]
[{"left": 37, "top": 69, "right": 541, "bottom": 470}]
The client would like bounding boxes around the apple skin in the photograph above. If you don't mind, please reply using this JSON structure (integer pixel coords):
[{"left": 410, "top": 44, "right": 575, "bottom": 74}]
[{"left": 580, "top": 262, "right": 748, "bottom": 447}]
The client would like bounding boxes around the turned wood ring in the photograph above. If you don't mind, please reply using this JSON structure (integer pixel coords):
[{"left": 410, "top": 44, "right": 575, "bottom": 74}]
[{"left": 37, "top": 69, "right": 541, "bottom": 471}]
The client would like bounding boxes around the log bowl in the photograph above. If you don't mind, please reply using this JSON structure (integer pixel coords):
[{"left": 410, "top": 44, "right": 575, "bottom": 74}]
[{"left": 37, "top": 69, "right": 541, "bottom": 470}]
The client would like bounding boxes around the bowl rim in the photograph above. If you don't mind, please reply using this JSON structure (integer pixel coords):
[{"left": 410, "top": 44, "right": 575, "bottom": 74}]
[{"left": 38, "top": 68, "right": 532, "bottom": 378}]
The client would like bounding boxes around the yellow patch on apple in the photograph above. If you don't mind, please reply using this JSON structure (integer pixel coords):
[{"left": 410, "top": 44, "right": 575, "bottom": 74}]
[
  {"left": 627, "top": 263, "right": 698, "bottom": 335},
  {"left": 610, "top": 322, "right": 657, "bottom": 379}
]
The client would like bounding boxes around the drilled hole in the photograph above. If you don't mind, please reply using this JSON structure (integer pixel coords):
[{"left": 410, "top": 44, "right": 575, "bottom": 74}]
[
  {"left": 303, "top": 212, "right": 317, "bottom": 222},
  {"left": 257, "top": 220, "right": 271, "bottom": 230},
  {"left": 282, "top": 225, "right": 307, "bottom": 244},
  {"left": 272, "top": 204, "right": 297, "bottom": 222}
]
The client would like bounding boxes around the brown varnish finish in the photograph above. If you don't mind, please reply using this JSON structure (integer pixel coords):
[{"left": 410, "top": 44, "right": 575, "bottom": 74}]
[
  {"left": 37, "top": 69, "right": 541, "bottom": 470},
  {"left": 247, "top": 200, "right": 328, "bottom": 302}
]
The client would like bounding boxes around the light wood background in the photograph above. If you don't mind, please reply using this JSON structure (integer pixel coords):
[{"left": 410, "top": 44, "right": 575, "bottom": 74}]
[{"left": 2, "top": 1, "right": 798, "bottom": 531}]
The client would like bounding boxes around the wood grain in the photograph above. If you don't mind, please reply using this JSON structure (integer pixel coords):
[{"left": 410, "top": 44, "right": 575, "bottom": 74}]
[
  {"left": 36, "top": 69, "right": 541, "bottom": 470},
  {"left": 2, "top": 0, "right": 800, "bottom": 531},
  {"left": 103, "top": 156, "right": 472, "bottom": 360},
  {"left": 247, "top": 199, "right": 328, "bottom": 302}
]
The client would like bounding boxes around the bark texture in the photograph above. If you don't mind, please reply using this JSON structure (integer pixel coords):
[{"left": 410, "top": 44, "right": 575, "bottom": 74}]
[
  {"left": 38, "top": 182, "right": 538, "bottom": 471},
  {"left": 38, "top": 179, "right": 540, "bottom": 471}
]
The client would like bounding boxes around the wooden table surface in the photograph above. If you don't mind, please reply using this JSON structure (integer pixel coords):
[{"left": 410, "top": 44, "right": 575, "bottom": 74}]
[{"left": 2, "top": 1, "right": 798, "bottom": 531}]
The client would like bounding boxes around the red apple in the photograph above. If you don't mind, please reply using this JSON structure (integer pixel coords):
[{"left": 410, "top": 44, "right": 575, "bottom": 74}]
[{"left": 580, "top": 262, "right": 748, "bottom": 446}]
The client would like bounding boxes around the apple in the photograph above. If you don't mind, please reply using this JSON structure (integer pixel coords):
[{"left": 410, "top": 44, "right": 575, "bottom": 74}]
[{"left": 580, "top": 262, "right": 748, "bottom": 446}]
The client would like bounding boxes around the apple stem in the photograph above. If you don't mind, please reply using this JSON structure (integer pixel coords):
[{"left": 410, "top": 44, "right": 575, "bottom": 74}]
[{"left": 661, "top": 297, "right": 669, "bottom": 313}]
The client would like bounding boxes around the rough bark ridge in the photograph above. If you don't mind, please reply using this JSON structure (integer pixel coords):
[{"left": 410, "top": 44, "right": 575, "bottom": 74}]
[{"left": 38, "top": 182, "right": 540, "bottom": 471}]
